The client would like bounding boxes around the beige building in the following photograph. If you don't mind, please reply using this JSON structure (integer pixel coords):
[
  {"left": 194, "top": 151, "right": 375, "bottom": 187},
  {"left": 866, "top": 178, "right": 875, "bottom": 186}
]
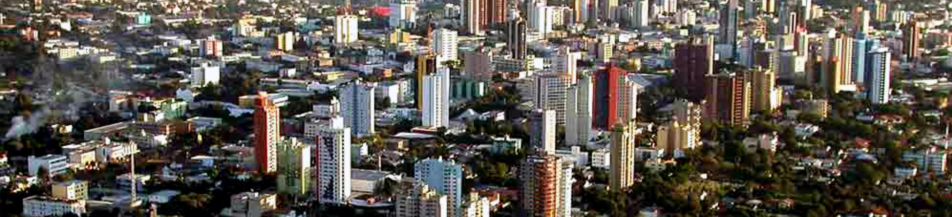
[
  {"left": 749, "top": 68, "right": 783, "bottom": 113},
  {"left": 52, "top": 180, "right": 88, "bottom": 201},
  {"left": 460, "top": 192, "right": 491, "bottom": 217},
  {"left": 396, "top": 179, "right": 449, "bottom": 217},
  {"left": 657, "top": 100, "right": 702, "bottom": 156},
  {"left": 610, "top": 120, "right": 637, "bottom": 191}
]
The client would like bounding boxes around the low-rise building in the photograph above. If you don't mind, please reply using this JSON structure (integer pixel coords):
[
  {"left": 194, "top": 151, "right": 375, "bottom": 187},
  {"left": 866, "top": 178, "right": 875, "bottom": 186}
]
[
  {"left": 591, "top": 148, "right": 611, "bottom": 168},
  {"left": 117, "top": 173, "right": 151, "bottom": 192},
  {"left": 351, "top": 169, "right": 400, "bottom": 196},
  {"left": 634, "top": 147, "right": 665, "bottom": 162},
  {"left": 28, "top": 155, "right": 68, "bottom": 178},
  {"left": 52, "top": 180, "right": 88, "bottom": 200},
  {"left": 743, "top": 133, "right": 779, "bottom": 153},
  {"left": 894, "top": 166, "right": 918, "bottom": 180},
  {"left": 22, "top": 196, "right": 86, "bottom": 217},
  {"left": 225, "top": 192, "right": 277, "bottom": 217},
  {"left": 902, "top": 147, "right": 948, "bottom": 175},
  {"left": 489, "top": 136, "right": 522, "bottom": 154}
]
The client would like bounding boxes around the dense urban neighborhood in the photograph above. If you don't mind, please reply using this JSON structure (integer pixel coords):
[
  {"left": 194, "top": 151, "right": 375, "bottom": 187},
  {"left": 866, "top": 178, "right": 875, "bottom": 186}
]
[{"left": 0, "top": 0, "right": 950, "bottom": 216}]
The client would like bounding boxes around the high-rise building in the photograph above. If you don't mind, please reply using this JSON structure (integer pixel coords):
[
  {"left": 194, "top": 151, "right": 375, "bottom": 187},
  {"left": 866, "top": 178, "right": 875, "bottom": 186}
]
[
  {"left": 719, "top": 0, "right": 739, "bottom": 54},
  {"left": 657, "top": 99, "right": 702, "bottom": 155},
  {"left": 533, "top": 73, "right": 572, "bottom": 124},
  {"left": 423, "top": 67, "right": 451, "bottom": 128},
  {"left": 565, "top": 73, "right": 593, "bottom": 146},
  {"left": 276, "top": 32, "right": 294, "bottom": 51},
  {"left": 254, "top": 92, "right": 280, "bottom": 174},
  {"left": 415, "top": 158, "right": 463, "bottom": 217},
  {"left": 463, "top": 48, "right": 494, "bottom": 82},
  {"left": 551, "top": 47, "right": 581, "bottom": 82},
  {"left": 519, "top": 154, "right": 572, "bottom": 217},
  {"left": 703, "top": 71, "right": 751, "bottom": 126},
  {"left": 334, "top": 14, "right": 359, "bottom": 44},
  {"left": 396, "top": 179, "right": 449, "bottom": 217},
  {"left": 600, "top": 0, "right": 618, "bottom": 21},
  {"left": 339, "top": 80, "right": 376, "bottom": 137},
  {"left": 851, "top": 37, "right": 873, "bottom": 84},
  {"left": 866, "top": 0, "right": 888, "bottom": 23},
  {"left": 868, "top": 47, "right": 891, "bottom": 105},
  {"left": 820, "top": 29, "right": 853, "bottom": 93},
  {"left": 594, "top": 64, "right": 632, "bottom": 129},
  {"left": 630, "top": 0, "right": 649, "bottom": 28},
  {"left": 416, "top": 55, "right": 438, "bottom": 110},
  {"left": 581, "top": 0, "right": 599, "bottom": 24},
  {"left": 432, "top": 28, "right": 459, "bottom": 61},
  {"left": 199, "top": 38, "right": 223, "bottom": 57},
  {"left": 508, "top": 17, "right": 528, "bottom": 60},
  {"left": 677, "top": 9, "right": 697, "bottom": 26},
  {"left": 749, "top": 68, "right": 783, "bottom": 112},
  {"left": 529, "top": 1, "right": 555, "bottom": 37},
  {"left": 596, "top": 39, "right": 613, "bottom": 63},
  {"left": 487, "top": 0, "right": 508, "bottom": 25},
  {"left": 903, "top": 20, "right": 920, "bottom": 61},
  {"left": 616, "top": 75, "right": 638, "bottom": 126},
  {"left": 277, "top": 138, "right": 310, "bottom": 196},
  {"left": 610, "top": 120, "right": 637, "bottom": 191},
  {"left": 796, "top": 0, "right": 812, "bottom": 27},
  {"left": 316, "top": 118, "right": 351, "bottom": 204},
  {"left": 851, "top": 6, "right": 871, "bottom": 36},
  {"left": 462, "top": 0, "right": 482, "bottom": 35},
  {"left": 655, "top": 0, "right": 678, "bottom": 14},
  {"left": 674, "top": 36, "right": 715, "bottom": 101},
  {"left": 390, "top": 0, "right": 418, "bottom": 29},
  {"left": 529, "top": 109, "right": 557, "bottom": 155},
  {"left": 794, "top": 27, "right": 809, "bottom": 57}
]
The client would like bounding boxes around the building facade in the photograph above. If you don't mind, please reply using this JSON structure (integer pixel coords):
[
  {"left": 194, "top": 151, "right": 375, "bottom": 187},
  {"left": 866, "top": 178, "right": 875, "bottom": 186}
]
[
  {"left": 316, "top": 120, "right": 351, "bottom": 204},
  {"left": 423, "top": 67, "right": 451, "bottom": 128},
  {"left": 339, "top": 80, "right": 376, "bottom": 137},
  {"left": 415, "top": 158, "right": 463, "bottom": 217},
  {"left": 254, "top": 93, "right": 280, "bottom": 174}
]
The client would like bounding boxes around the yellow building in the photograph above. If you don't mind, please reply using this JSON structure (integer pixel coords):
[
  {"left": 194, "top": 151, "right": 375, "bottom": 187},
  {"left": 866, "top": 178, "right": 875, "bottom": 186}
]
[
  {"left": 610, "top": 120, "right": 637, "bottom": 191},
  {"left": 52, "top": 180, "right": 88, "bottom": 201}
]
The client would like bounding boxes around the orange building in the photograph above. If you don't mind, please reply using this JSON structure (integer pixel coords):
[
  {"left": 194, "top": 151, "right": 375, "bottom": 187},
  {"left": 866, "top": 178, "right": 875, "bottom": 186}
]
[{"left": 254, "top": 92, "right": 280, "bottom": 174}]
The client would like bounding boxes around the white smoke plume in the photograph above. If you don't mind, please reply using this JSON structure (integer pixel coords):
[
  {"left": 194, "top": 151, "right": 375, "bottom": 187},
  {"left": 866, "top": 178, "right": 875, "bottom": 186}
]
[
  {"left": 4, "top": 107, "right": 50, "bottom": 140},
  {"left": 3, "top": 86, "right": 95, "bottom": 141}
]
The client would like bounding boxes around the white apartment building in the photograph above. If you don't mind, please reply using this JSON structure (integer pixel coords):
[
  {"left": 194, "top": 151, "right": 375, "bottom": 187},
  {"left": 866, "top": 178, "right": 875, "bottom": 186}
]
[
  {"left": 334, "top": 14, "right": 359, "bottom": 44},
  {"left": 28, "top": 155, "right": 68, "bottom": 178},
  {"left": 191, "top": 64, "right": 221, "bottom": 87},
  {"left": 565, "top": 73, "right": 593, "bottom": 146},
  {"left": 339, "top": 80, "right": 376, "bottom": 137},
  {"left": 903, "top": 147, "right": 947, "bottom": 175},
  {"left": 432, "top": 28, "right": 458, "bottom": 61},
  {"left": 423, "top": 67, "right": 451, "bottom": 128},
  {"left": 390, "top": 0, "right": 418, "bottom": 28},
  {"left": 316, "top": 120, "right": 352, "bottom": 204},
  {"left": 550, "top": 47, "right": 580, "bottom": 81},
  {"left": 868, "top": 47, "right": 891, "bottom": 104},
  {"left": 460, "top": 192, "right": 490, "bottom": 217},
  {"left": 533, "top": 73, "right": 571, "bottom": 125},
  {"left": 529, "top": 109, "right": 557, "bottom": 155},
  {"left": 22, "top": 196, "right": 86, "bottom": 217}
]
